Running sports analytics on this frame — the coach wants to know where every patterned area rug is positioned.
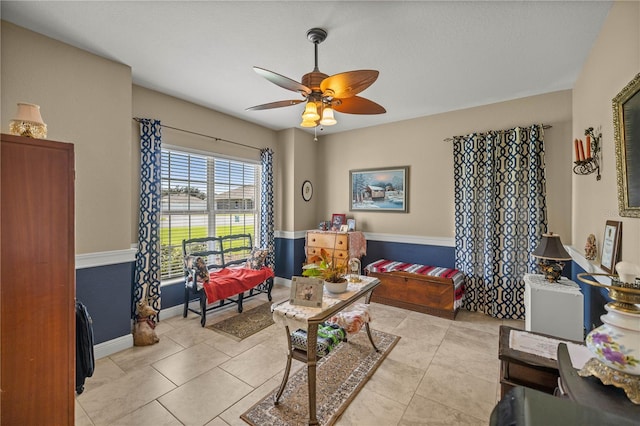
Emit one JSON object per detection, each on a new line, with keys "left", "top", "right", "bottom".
{"left": 206, "top": 302, "right": 274, "bottom": 341}
{"left": 241, "top": 329, "right": 400, "bottom": 425}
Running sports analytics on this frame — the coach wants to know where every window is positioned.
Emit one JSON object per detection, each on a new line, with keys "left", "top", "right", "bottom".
{"left": 160, "top": 148, "right": 260, "bottom": 280}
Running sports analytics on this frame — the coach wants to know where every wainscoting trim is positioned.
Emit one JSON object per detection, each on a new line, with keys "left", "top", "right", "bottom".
{"left": 363, "top": 232, "right": 455, "bottom": 247}
{"left": 76, "top": 247, "right": 137, "bottom": 269}
{"left": 566, "top": 245, "right": 610, "bottom": 285}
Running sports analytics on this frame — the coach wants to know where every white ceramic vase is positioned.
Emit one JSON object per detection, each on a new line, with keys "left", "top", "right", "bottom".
{"left": 324, "top": 279, "right": 348, "bottom": 294}
{"left": 585, "top": 305, "right": 640, "bottom": 375}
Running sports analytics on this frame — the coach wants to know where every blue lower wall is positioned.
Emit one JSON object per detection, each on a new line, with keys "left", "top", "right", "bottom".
{"left": 76, "top": 262, "right": 133, "bottom": 345}
{"left": 85, "top": 239, "right": 603, "bottom": 346}
{"left": 571, "top": 261, "right": 610, "bottom": 333}
{"left": 362, "top": 240, "right": 456, "bottom": 269}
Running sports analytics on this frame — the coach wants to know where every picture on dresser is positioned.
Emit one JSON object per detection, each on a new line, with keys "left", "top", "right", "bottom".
{"left": 350, "top": 166, "right": 409, "bottom": 212}
{"left": 347, "top": 219, "right": 356, "bottom": 231}
{"left": 331, "top": 214, "right": 346, "bottom": 230}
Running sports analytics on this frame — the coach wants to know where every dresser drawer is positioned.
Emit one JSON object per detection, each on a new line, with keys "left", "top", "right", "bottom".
{"left": 306, "top": 247, "right": 349, "bottom": 266}
{"left": 306, "top": 232, "right": 348, "bottom": 250}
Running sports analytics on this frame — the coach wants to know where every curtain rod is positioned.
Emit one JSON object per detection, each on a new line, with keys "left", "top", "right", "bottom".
{"left": 133, "top": 117, "right": 261, "bottom": 152}
{"left": 443, "top": 124, "right": 552, "bottom": 142}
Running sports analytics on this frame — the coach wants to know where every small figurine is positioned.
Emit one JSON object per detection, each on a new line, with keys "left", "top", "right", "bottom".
{"left": 585, "top": 234, "right": 597, "bottom": 260}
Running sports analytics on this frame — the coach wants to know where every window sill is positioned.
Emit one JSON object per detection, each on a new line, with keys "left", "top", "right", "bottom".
{"left": 160, "top": 277, "right": 183, "bottom": 287}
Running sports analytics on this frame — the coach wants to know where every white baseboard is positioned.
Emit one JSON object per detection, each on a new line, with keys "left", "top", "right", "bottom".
{"left": 94, "top": 334, "right": 133, "bottom": 359}
{"left": 160, "top": 304, "right": 186, "bottom": 320}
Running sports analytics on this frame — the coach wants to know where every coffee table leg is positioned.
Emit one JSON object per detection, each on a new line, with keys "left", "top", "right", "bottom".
{"left": 307, "top": 322, "right": 319, "bottom": 426}
{"left": 274, "top": 325, "right": 292, "bottom": 405}
{"left": 364, "top": 291, "right": 379, "bottom": 352}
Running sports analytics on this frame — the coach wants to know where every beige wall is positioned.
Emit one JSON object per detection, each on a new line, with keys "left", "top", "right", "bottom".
{"left": 319, "top": 90, "right": 573, "bottom": 242}
{"left": 131, "top": 86, "right": 280, "bottom": 239}
{"left": 1, "top": 21, "right": 133, "bottom": 255}
{"left": 5, "top": 1, "right": 637, "bottom": 263}
{"left": 572, "top": 1, "right": 640, "bottom": 266}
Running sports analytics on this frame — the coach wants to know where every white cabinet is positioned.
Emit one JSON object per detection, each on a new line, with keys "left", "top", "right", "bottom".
{"left": 524, "top": 274, "right": 584, "bottom": 341}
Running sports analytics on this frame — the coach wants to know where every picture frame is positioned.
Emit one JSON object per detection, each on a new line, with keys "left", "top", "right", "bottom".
{"left": 600, "top": 220, "right": 622, "bottom": 274}
{"left": 339, "top": 224, "right": 349, "bottom": 233}
{"left": 613, "top": 72, "right": 640, "bottom": 218}
{"left": 331, "top": 213, "right": 346, "bottom": 231}
{"left": 346, "top": 218, "right": 356, "bottom": 231}
{"left": 350, "top": 166, "right": 409, "bottom": 212}
{"left": 290, "top": 276, "right": 324, "bottom": 307}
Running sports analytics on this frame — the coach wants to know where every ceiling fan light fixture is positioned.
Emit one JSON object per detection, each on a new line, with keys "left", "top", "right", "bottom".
{"left": 319, "top": 106, "right": 337, "bottom": 126}
{"left": 302, "top": 101, "right": 320, "bottom": 121}
{"left": 300, "top": 117, "right": 318, "bottom": 128}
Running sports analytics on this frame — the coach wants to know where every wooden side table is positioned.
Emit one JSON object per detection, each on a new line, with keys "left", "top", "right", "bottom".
{"left": 499, "top": 326, "right": 561, "bottom": 397}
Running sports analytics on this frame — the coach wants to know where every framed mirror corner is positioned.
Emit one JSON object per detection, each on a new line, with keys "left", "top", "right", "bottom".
{"left": 613, "top": 72, "right": 640, "bottom": 218}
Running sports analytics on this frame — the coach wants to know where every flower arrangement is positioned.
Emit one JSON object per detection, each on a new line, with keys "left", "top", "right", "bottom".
{"left": 302, "top": 248, "right": 346, "bottom": 283}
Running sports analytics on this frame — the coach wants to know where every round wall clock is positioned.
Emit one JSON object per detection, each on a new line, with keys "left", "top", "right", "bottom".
{"left": 302, "top": 180, "right": 313, "bottom": 201}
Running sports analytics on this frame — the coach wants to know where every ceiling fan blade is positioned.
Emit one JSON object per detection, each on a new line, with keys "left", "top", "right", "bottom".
{"left": 333, "top": 96, "right": 386, "bottom": 114}
{"left": 246, "top": 99, "right": 304, "bottom": 111}
{"left": 320, "top": 70, "right": 379, "bottom": 99}
{"left": 253, "top": 67, "right": 311, "bottom": 95}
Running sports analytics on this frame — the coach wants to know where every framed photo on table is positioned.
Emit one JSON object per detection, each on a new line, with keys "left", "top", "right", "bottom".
{"left": 600, "top": 220, "right": 622, "bottom": 273}
{"left": 290, "top": 276, "right": 324, "bottom": 307}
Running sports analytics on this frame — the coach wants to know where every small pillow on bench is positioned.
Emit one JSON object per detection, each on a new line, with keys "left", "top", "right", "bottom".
{"left": 184, "top": 255, "right": 210, "bottom": 290}
{"left": 245, "top": 248, "right": 268, "bottom": 270}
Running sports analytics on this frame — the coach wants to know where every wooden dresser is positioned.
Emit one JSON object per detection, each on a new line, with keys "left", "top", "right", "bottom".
{"left": 305, "top": 231, "right": 366, "bottom": 267}
{"left": 1, "top": 134, "right": 75, "bottom": 424}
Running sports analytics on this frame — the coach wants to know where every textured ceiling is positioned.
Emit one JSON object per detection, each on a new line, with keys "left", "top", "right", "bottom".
{"left": 1, "top": 1, "right": 612, "bottom": 135}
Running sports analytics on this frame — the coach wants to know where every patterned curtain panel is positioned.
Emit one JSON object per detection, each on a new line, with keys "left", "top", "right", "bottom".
{"left": 453, "top": 124, "right": 547, "bottom": 319}
{"left": 133, "top": 119, "right": 162, "bottom": 316}
{"left": 260, "top": 148, "right": 275, "bottom": 268}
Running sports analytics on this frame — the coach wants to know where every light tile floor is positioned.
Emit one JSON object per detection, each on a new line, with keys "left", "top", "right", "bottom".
{"left": 75, "top": 284, "right": 524, "bottom": 425}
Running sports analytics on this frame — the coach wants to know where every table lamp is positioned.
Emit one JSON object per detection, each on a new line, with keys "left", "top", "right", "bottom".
{"left": 532, "top": 232, "right": 572, "bottom": 282}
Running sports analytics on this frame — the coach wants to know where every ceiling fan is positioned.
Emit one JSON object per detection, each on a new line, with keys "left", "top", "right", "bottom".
{"left": 246, "top": 27, "right": 386, "bottom": 128}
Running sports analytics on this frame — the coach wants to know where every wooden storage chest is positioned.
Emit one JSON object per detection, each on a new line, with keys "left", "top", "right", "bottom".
{"left": 365, "top": 259, "right": 464, "bottom": 320}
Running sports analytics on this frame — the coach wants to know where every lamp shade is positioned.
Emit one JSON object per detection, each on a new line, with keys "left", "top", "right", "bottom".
{"left": 13, "top": 102, "right": 45, "bottom": 124}
{"left": 319, "top": 106, "right": 337, "bottom": 126}
{"left": 9, "top": 102, "right": 47, "bottom": 139}
{"left": 532, "top": 233, "right": 571, "bottom": 261}
{"left": 302, "top": 101, "right": 320, "bottom": 121}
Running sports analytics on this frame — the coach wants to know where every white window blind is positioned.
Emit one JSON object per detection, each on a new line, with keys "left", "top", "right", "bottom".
{"left": 160, "top": 148, "right": 260, "bottom": 280}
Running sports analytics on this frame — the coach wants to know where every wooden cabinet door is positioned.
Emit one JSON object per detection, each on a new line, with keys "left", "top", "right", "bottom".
{"left": 1, "top": 134, "right": 75, "bottom": 425}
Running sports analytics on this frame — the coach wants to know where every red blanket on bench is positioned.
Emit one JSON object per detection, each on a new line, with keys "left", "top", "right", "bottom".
{"left": 203, "top": 267, "right": 274, "bottom": 304}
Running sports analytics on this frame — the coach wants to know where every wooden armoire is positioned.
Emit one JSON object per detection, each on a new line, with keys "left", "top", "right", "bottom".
{"left": 1, "top": 133, "right": 75, "bottom": 424}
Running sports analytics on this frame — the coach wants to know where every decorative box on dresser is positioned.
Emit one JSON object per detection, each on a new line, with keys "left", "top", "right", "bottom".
{"left": 305, "top": 230, "right": 367, "bottom": 266}
{"left": 1, "top": 134, "right": 75, "bottom": 425}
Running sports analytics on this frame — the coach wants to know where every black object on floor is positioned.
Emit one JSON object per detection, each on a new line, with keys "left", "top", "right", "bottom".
{"left": 75, "top": 300, "right": 95, "bottom": 394}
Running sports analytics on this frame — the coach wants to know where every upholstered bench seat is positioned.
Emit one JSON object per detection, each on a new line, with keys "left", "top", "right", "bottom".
{"left": 365, "top": 259, "right": 465, "bottom": 319}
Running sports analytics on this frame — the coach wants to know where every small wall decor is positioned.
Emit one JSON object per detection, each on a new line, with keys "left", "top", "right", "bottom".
{"left": 350, "top": 166, "right": 409, "bottom": 212}
{"left": 600, "top": 220, "right": 622, "bottom": 274}
{"left": 573, "top": 127, "right": 601, "bottom": 180}
{"left": 302, "top": 180, "right": 313, "bottom": 201}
